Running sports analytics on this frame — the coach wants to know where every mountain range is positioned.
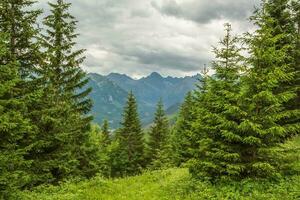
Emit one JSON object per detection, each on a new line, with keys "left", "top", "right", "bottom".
{"left": 87, "top": 72, "right": 201, "bottom": 128}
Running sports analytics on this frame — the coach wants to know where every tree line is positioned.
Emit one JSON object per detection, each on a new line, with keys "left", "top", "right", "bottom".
{"left": 0, "top": 0, "right": 299, "bottom": 198}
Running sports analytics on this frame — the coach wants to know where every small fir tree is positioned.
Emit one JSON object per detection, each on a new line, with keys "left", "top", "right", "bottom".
{"left": 146, "top": 99, "right": 170, "bottom": 169}
{"left": 173, "top": 91, "right": 197, "bottom": 166}
{"left": 101, "top": 119, "right": 111, "bottom": 146}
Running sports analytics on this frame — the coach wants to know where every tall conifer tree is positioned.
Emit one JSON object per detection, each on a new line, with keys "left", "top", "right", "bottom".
{"left": 190, "top": 24, "right": 245, "bottom": 179}
{"left": 115, "top": 92, "right": 144, "bottom": 176}
{"left": 41, "top": 0, "right": 92, "bottom": 131}
{"left": 27, "top": 0, "right": 94, "bottom": 183}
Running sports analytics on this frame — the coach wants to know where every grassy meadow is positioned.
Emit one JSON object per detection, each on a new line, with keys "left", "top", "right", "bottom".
{"left": 15, "top": 137, "right": 300, "bottom": 200}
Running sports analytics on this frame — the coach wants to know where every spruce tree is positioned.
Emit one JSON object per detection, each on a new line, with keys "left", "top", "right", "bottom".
{"left": 190, "top": 24, "right": 245, "bottom": 179}
{"left": 41, "top": 0, "right": 92, "bottom": 130}
{"left": 98, "top": 121, "right": 112, "bottom": 176}
{"left": 0, "top": 32, "right": 33, "bottom": 198}
{"left": 27, "top": 0, "right": 94, "bottom": 183}
{"left": 235, "top": 0, "right": 299, "bottom": 177}
{"left": 173, "top": 91, "right": 197, "bottom": 166}
{"left": 115, "top": 92, "right": 144, "bottom": 176}
{"left": 146, "top": 99, "right": 170, "bottom": 169}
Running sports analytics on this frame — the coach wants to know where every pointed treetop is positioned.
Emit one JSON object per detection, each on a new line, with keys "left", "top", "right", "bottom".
{"left": 101, "top": 119, "right": 110, "bottom": 145}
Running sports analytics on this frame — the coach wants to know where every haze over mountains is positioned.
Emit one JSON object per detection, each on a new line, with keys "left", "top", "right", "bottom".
{"left": 88, "top": 72, "right": 201, "bottom": 128}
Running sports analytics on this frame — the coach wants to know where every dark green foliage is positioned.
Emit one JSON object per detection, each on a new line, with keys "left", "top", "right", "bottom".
{"left": 0, "top": 1, "right": 42, "bottom": 135}
{"left": 112, "top": 92, "right": 144, "bottom": 176}
{"left": 173, "top": 92, "right": 197, "bottom": 166}
{"left": 0, "top": 0, "right": 43, "bottom": 192}
{"left": 41, "top": 0, "right": 92, "bottom": 128}
{"left": 0, "top": 33, "right": 33, "bottom": 198}
{"left": 28, "top": 92, "right": 81, "bottom": 184}
{"left": 289, "top": 0, "right": 300, "bottom": 122}
{"left": 292, "top": 0, "right": 300, "bottom": 68}
{"left": 26, "top": 0, "right": 95, "bottom": 184}
{"left": 0, "top": 0, "right": 42, "bottom": 78}
{"left": 146, "top": 99, "right": 171, "bottom": 169}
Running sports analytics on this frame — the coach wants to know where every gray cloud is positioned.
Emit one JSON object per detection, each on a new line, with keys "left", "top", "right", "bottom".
{"left": 151, "top": 0, "right": 261, "bottom": 24}
{"left": 35, "top": 0, "right": 259, "bottom": 78}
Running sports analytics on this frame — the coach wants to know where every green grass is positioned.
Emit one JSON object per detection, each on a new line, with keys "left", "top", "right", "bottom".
{"left": 16, "top": 168, "right": 300, "bottom": 200}
{"left": 16, "top": 136, "right": 300, "bottom": 200}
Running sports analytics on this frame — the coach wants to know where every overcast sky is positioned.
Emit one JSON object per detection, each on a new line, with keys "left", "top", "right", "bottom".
{"left": 36, "top": 0, "right": 260, "bottom": 78}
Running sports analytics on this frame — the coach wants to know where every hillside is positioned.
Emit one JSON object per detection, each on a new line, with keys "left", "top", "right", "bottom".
{"left": 88, "top": 73, "right": 128, "bottom": 127}
{"left": 107, "top": 72, "right": 200, "bottom": 109}
{"left": 87, "top": 72, "right": 200, "bottom": 128}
